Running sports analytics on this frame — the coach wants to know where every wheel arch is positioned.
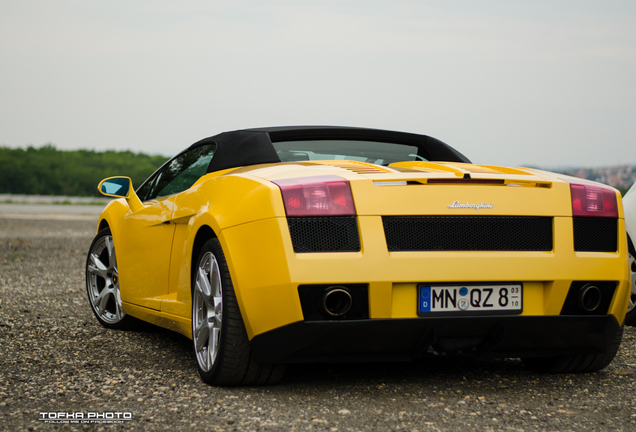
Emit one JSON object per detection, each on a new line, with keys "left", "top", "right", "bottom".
{"left": 98, "top": 218, "right": 110, "bottom": 232}
{"left": 95, "top": 198, "right": 129, "bottom": 238}
{"left": 191, "top": 224, "right": 218, "bottom": 288}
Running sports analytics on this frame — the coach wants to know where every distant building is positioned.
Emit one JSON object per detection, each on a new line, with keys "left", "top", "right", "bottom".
{"left": 560, "top": 165, "right": 636, "bottom": 194}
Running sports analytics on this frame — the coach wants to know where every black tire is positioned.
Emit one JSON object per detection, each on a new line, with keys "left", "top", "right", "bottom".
{"left": 624, "top": 237, "right": 636, "bottom": 326}
{"left": 191, "top": 238, "right": 285, "bottom": 386}
{"left": 522, "top": 325, "right": 624, "bottom": 373}
{"left": 86, "top": 227, "right": 138, "bottom": 330}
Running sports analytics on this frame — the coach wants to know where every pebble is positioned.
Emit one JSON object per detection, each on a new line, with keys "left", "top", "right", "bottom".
{"left": 1, "top": 217, "right": 636, "bottom": 431}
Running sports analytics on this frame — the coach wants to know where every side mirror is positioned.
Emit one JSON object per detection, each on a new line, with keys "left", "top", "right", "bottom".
{"left": 99, "top": 177, "right": 131, "bottom": 197}
{"left": 98, "top": 176, "right": 143, "bottom": 212}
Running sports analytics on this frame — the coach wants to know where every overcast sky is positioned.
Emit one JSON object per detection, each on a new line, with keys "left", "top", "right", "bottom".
{"left": 1, "top": 0, "right": 635, "bottom": 168}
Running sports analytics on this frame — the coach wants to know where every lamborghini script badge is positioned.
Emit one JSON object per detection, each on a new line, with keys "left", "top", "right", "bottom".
{"left": 448, "top": 201, "right": 494, "bottom": 210}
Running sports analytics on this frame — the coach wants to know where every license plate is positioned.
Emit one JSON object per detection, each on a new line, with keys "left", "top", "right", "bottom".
{"left": 418, "top": 284, "right": 522, "bottom": 316}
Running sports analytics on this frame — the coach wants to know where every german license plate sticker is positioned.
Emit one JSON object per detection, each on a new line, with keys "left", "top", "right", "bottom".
{"left": 418, "top": 284, "right": 522, "bottom": 315}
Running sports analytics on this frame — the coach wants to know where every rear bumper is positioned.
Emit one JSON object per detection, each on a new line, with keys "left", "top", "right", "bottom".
{"left": 221, "top": 217, "right": 630, "bottom": 340}
{"left": 250, "top": 315, "right": 621, "bottom": 364}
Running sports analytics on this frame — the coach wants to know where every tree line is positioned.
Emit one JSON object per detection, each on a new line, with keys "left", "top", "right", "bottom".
{"left": 2, "top": 144, "right": 633, "bottom": 197}
{"left": 0, "top": 145, "right": 169, "bottom": 197}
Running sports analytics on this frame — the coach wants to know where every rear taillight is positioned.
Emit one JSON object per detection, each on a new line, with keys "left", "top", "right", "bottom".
{"left": 274, "top": 176, "right": 356, "bottom": 217}
{"left": 570, "top": 183, "right": 618, "bottom": 218}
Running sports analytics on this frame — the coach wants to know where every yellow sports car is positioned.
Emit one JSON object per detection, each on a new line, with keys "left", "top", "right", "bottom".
{"left": 86, "top": 126, "right": 630, "bottom": 386}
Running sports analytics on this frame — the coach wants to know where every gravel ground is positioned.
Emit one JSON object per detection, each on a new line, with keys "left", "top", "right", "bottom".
{"left": 1, "top": 216, "right": 636, "bottom": 431}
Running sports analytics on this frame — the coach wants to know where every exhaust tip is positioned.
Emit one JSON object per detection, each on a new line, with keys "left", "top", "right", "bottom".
{"left": 578, "top": 284, "right": 602, "bottom": 312}
{"left": 321, "top": 287, "right": 353, "bottom": 317}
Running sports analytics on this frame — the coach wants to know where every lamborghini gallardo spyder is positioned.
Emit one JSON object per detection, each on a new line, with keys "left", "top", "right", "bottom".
{"left": 86, "top": 126, "right": 630, "bottom": 385}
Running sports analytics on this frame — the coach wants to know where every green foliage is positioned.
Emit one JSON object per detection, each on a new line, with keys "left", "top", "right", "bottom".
{"left": 0, "top": 144, "right": 169, "bottom": 197}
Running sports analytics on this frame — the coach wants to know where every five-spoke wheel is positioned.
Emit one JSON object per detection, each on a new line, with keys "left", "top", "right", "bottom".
{"left": 86, "top": 228, "right": 133, "bottom": 329}
{"left": 192, "top": 249, "right": 223, "bottom": 372}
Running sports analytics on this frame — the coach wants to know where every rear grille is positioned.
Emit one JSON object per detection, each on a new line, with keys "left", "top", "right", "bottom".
{"left": 382, "top": 216, "right": 553, "bottom": 252}
{"left": 573, "top": 218, "right": 617, "bottom": 252}
{"left": 288, "top": 217, "right": 360, "bottom": 253}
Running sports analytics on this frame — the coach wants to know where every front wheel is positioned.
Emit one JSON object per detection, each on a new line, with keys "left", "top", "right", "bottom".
{"left": 86, "top": 227, "right": 137, "bottom": 329}
{"left": 191, "top": 238, "right": 285, "bottom": 386}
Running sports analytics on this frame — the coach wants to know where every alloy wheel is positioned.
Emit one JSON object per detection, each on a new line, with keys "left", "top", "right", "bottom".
{"left": 86, "top": 234, "right": 125, "bottom": 325}
{"left": 192, "top": 251, "right": 223, "bottom": 372}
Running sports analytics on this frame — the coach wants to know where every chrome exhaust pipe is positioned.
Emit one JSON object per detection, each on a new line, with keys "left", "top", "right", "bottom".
{"left": 321, "top": 287, "right": 353, "bottom": 317}
{"left": 578, "top": 284, "right": 602, "bottom": 312}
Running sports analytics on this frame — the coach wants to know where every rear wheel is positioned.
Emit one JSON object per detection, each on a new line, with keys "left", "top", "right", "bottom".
{"left": 192, "top": 238, "right": 285, "bottom": 386}
{"left": 522, "top": 325, "right": 624, "bottom": 373}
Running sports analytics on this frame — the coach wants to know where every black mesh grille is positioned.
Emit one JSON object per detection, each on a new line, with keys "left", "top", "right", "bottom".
{"left": 573, "top": 218, "right": 618, "bottom": 252}
{"left": 298, "top": 284, "right": 369, "bottom": 321}
{"left": 382, "top": 216, "right": 553, "bottom": 252}
{"left": 288, "top": 217, "right": 360, "bottom": 253}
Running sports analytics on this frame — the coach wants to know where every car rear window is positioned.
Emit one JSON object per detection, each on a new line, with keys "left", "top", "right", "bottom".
{"left": 272, "top": 140, "right": 425, "bottom": 165}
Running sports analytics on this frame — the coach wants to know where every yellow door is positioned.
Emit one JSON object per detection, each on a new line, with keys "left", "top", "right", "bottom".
{"left": 118, "top": 196, "right": 176, "bottom": 310}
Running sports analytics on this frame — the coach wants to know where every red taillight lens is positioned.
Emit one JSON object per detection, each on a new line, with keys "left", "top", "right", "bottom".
{"left": 570, "top": 183, "right": 618, "bottom": 218}
{"left": 274, "top": 176, "right": 356, "bottom": 217}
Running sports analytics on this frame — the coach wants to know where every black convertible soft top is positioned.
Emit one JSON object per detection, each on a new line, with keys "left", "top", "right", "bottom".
{"left": 186, "top": 126, "right": 471, "bottom": 173}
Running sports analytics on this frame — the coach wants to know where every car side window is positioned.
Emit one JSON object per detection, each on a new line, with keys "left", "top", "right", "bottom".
{"left": 143, "top": 144, "right": 216, "bottom": 201}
